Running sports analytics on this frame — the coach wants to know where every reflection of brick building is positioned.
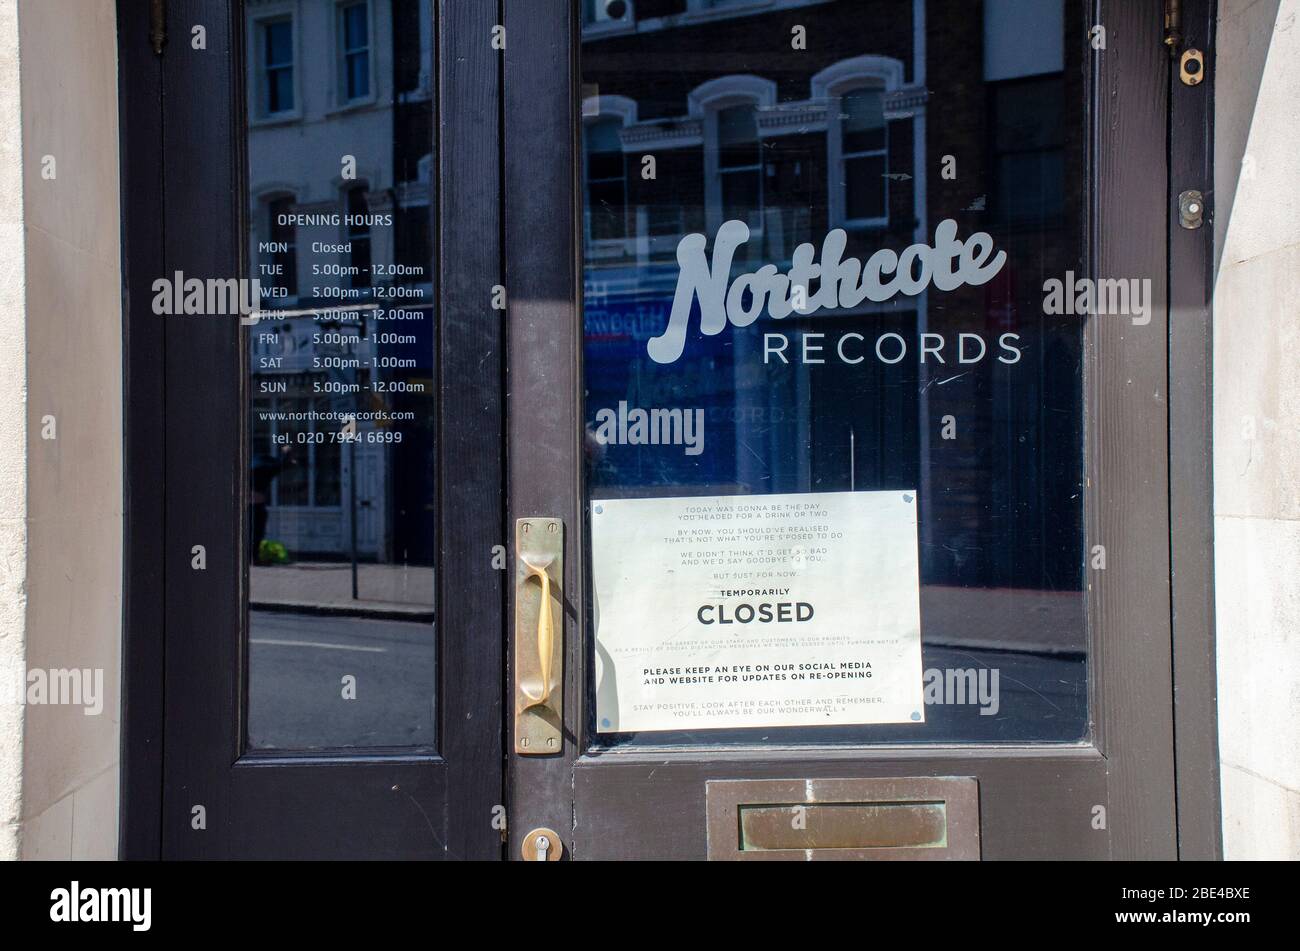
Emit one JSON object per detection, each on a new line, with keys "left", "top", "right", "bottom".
{"left": 584, "top": 0, "right": 921, "bottom": 265}
{"left": 582, "top": 0, "right": 1085, "bottom": 595}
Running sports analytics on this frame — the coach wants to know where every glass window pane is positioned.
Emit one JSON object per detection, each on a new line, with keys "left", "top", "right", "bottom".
{"left": 845, "top": 154, "right": 885, "bottom": 220}
{"left": 991, "top": 76, "right": 1066, "bottom": 225}
{"left": 993, "top": 78, "right": 1064, "bottom": 151}
{"left": 347, "top": 51, "right": 370, "bottom": 99}
{"left": 343, "top": 4, "right": 368, "bottom": 50}
{"left": 717, "top": 104, "right": 758, "bottom": 147}
{"left": 268, "top": 66, "right": 293, "bottom": 114}
{"left": 720, "top": 169, "right": 761, "bottom": 226}
{"left": 588, "top": 151, "right": 623, "bottom": 181}
{"left": 244, "top": 4, "right": 436, "bottom": 751}
{"left": 842, "top": 85, "right": 885, "bottom": 153}
{"left": 580, "top": 0, "right": 1086, "bottom": 748}
{"left": 587, "top": 117, "right": 623, "bottom": 152}
{"left": 590, "top": 181, "right": 626, "bottom": 239}
{"left": 265, "top": 20, "right": 292, "bottom": 66}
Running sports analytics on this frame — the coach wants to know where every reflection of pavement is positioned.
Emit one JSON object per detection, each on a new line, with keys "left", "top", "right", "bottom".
{"left": 244, "top": 621, "right": 1085, "bottom": 750}
{"left": 922, "top": 585, "right": 1086, "bottom": 655}
{"left": 247, "top": 610, "right": 436, "bottom": 750}
{"left": 250, "top": 562, "right": 434, "bottom": 620}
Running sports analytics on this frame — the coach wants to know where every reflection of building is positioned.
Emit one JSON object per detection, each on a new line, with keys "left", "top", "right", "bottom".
{"left": 245, "top": 0, "right": 434, "bottom": 562}
{"left": 581, "top": 0, "right": 1083, "bottom": 595}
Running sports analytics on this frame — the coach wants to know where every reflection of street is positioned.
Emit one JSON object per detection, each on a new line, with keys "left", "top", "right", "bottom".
{"left": 247, "top": 611, "right": 435, "bottom": 750}
{"left": 250, "top": 562, "right": 434, "bottom": 618}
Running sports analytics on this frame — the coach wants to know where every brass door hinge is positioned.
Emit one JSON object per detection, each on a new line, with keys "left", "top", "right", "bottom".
{"left": 1166, "top": 0, "right": 1206, "bottom": 85}
{"left": 1164, "top": 0, "right": 1182, "bottom": 55}
{"left": 150, "top": 0, "right": 166, "bottom": 55}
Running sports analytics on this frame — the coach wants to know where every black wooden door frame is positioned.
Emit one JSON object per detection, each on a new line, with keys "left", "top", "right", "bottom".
{"left": 1167, "top": 0, "right": 1221, "bottom": 861}
{"left": 500, "top": 0, "right": 1222, "bottom": 859}
{"left": 118, "top": 0, "right": 506, "bottom": 859}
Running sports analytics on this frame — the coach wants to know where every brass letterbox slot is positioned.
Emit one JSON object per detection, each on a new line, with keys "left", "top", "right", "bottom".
{"left": 739, "top": 802, "right": 949, "bottom": 851}
{"left": 707, "top": 777, "right": 980, "bottom": 860}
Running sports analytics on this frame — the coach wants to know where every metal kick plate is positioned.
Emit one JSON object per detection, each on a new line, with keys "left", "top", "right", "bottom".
{"left": 706, "top": 777, "right": 980, "bottom": 860}
{"left": 514, "top": 518, "right": 563, "bottom": 755}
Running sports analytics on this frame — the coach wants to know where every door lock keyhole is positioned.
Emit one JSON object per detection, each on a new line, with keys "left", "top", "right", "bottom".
{"left": 522, "top": 827, "right": 563, "bottom": 861}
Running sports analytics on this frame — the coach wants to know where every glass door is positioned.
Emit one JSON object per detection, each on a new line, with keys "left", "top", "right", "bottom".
{"left": 137, "top": 0, "right": 505, "bottom": 859}
{"left": 505, "top": 0, "right": 1177, "bottom": 859}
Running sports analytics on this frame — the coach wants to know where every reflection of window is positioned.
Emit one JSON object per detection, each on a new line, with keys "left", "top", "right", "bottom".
{"left": 839, "top": 84, "right": 887, "bottom": 226}
{"left": 716, "top": 104, "right": 762, "bottom": 229}
{"left": 262, "top": 395, "right": 341, "bottom": 508}
{"left": 263, "top": 19, "right": 294, "bottom": 114}
{"left": 693, "top": 75, "right": 775, "bottom": 234}
{"left": 346, "top": 188, "right": 372, "bottom": 288}
{"left": 990, "top": 76, "right": 1065, "bottom": 227}
{"left": 265, "top": 196, "right": 298, "bottom": 297}
{"left": 813, "top": 56, "right": 903, "bottom": 230}
{"left": 585, "top": 118, "right": 627, "bottom": 241}
{"left": 338, "top": 2, "right": 370, "bottom": 102}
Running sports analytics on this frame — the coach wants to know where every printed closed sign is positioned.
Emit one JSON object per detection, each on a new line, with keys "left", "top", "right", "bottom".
{"left": 591, "top": 490, "right": 925, "bottom": 733}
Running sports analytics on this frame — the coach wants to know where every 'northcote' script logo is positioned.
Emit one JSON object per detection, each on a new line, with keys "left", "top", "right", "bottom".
{"left": 648, "top": 219, "right": 1007, "bottom": 365}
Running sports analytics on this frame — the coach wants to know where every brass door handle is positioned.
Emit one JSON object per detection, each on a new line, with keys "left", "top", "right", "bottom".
{"left": 520, "top": 557, "right": 554, "bottom": 707}
{"left": 515, "top": 518, "right": 562, "bottom": 754}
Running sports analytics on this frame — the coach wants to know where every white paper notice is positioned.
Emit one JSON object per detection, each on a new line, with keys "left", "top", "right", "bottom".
{"left": 591, "top": 490, "right": 924, "bottom": 733}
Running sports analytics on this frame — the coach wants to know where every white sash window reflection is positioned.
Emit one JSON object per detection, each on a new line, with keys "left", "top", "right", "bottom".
{"left": 715, "top": 104, "right": 763, "bottom": 234}
{"left": 585, "top": 117, "right": 629, "bottom": 244}
{"left": 261, "top": 18, "right": 295, "bottom": 117}
{"left": 839, "top": 83, "right": 888, "bottom": 227}
{"left": 337, "top": 1, "right": 372, "bottom": 104}
{"left": 813, "top": 55, "right": 904, "bottom": 231}
{"left": 694, "top": 75, "right": 776, "bottom": 244}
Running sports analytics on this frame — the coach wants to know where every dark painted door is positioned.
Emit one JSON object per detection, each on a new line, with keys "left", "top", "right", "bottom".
{"left": 128, "top": 0, "right": 504, "bottom": 859}
{"left": 504, "top": 0, "right": 1181, "bottom": 859}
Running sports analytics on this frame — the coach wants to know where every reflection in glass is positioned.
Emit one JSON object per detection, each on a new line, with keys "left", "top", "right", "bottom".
{"left": 586, "top": 118, "right": 628, "bottom": 241}
{"left": 263, "top": 19, "right": 294, "bottom": 115}
{"left": 842, "top": 84, "right": 887, "bottom": 224}
{"left": 243, "top": 0, "right": 436, "bottom": 751}
{"left": 717, "top": 105, "right": 761, "bottom": 229}
{"left": 339, "top": 2, "right": 371, "bottom": 102}
{"left": 582, "top": 0, "right": 1087, "bottom": 745}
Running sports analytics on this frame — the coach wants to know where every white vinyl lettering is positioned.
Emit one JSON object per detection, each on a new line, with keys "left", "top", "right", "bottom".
{"left": 648, "top": 219, "right": 1007, "bottom": 364}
